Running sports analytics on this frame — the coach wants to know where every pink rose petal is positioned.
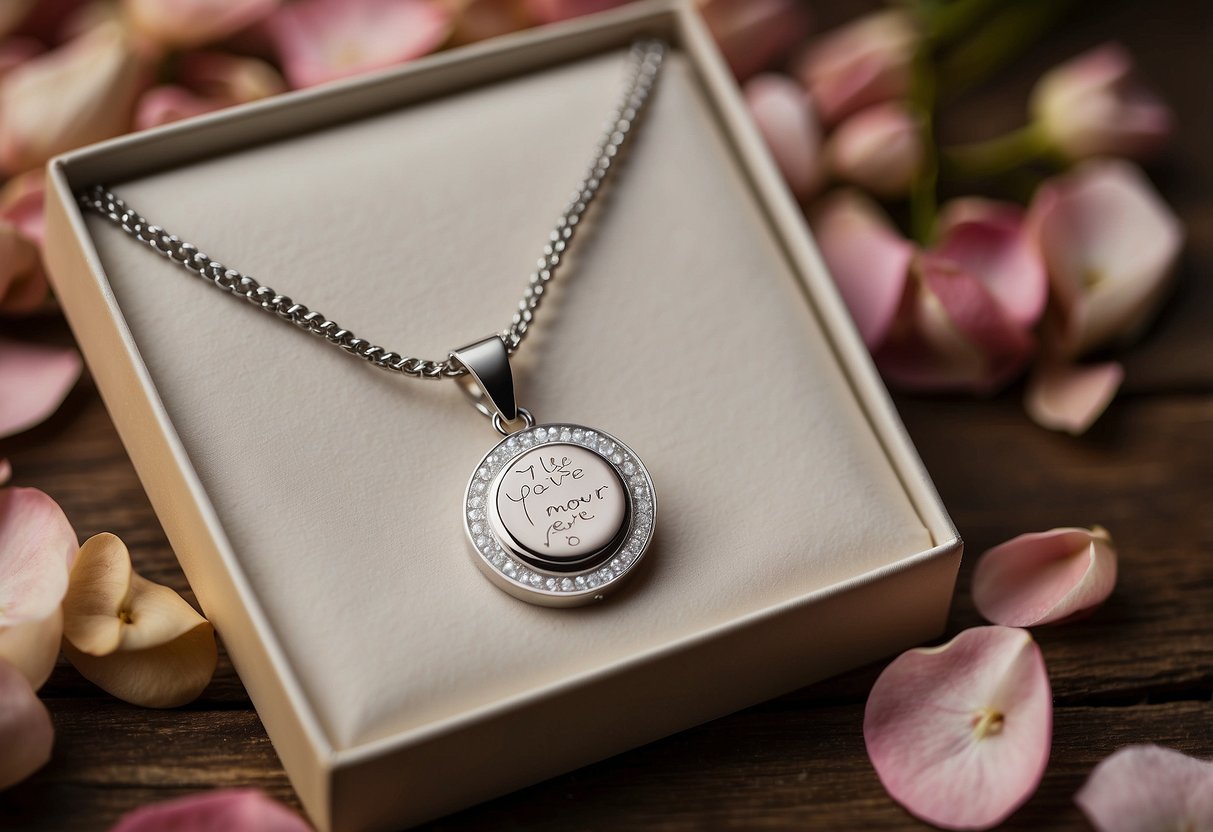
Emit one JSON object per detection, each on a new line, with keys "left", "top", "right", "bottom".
{"left": 743, "top": 73, "right": 823, "bottom": 200}
{"left": 865, "top": 626, "right": 1052, "bottom": 830}
{"left": 110, "top": 788, "right": 312, "bottom": 832}
{"left": 1075, "top": 744, "right": 1213, "bottom": 832}
{"left": 0, "top": 657, "right": 53, "bottom": 790}
{"left": 264, "top": 0, "right": 451, "bottom": 89}
{"left": 0, "top": 339, "right": 82, "bottom": 438}
{"left": 1027, "top": 160, "right": 1183, "bottom": 358}
{"left": 973, "top": 527, "right": 1117, "bottom": 627}
{"left": 937, "top": 198, "right": 1049, "bottom": 328}
{"left": 0, "top": 487, "right": 78, "bottom": 626}
{"left": 1025, "top": 360, "right": 1124, "bottom": 435}
{"left": 0, "top": 459, "right": 10, "bottom": 484}
{"left": 811, "top": 189, "right": 913, "bottom": 349}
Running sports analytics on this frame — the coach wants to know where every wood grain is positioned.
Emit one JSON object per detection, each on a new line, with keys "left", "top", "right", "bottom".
{"left": 1, "top": 0, "right": 1211, "bottom": 829}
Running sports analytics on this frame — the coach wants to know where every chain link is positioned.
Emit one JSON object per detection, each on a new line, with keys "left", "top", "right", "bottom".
{"left": 77, "top": 39, "right": 666, "bottom": 380}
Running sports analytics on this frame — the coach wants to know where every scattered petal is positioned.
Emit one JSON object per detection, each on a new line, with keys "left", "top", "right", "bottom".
{"left": 1075, "top": 744, "right": 1213, "bottom": 832}
{"left": 110, "top": 788, "right": 312, "bottom": 832}
{"left": 62, "top": 533, "right": 216, "bottom": 708}
{"left": 0, "top": 657, "right": 53, "bottom": 790}
{"left": 973, "top": 527, "right": 1117, "bottom": 627}
{"left": 124, "top": 0, "right": 281, "bottom": 50}
{"left": 1025, "top": 360, "right": 1123, "bottom": 435}
{"left": 937, "top": 198, "right": 1048, "bottom": 328}
{"left": 0, "top": 340, "right": 82, "bottom": 438}
{"left": 265, "top": 0, "right": 451, "bottom": 89}
{"left": 699, "top": 0, "right": 811, "bottom": 81}
{"left": 827, "top": 101, "right": 922, "bottom": 198}
{"left": 0, "top": 487, "right": 78, "bottom": 626}
{"left": 865, "top": 626, "right": 1052, "bottom": 830}
{"left": 1031, "top": 43, "right": 1172, "bottom": 161}
{"left": 0, "top": 608, "right": 62, "bottom": 689}
{"left": 1027, "top": 159, "right": 1183, "bottom": 358}
{"left": 811, "top": 190, "right": 913, "bottom": 349}
{"left": 743, "top": 73, "right": 823, "bottom": 200}
{"left": 796, "top": 10, "right": 916, "bottom": 125}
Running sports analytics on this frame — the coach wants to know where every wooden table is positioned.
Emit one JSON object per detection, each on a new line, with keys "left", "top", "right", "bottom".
{"left": 2, "top": 1, "right": 1210, "bottom": 828}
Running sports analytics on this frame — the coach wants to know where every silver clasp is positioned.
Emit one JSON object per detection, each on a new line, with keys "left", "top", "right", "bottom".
{"left": 449, "top": 336, "right": 534, "bottom": 435}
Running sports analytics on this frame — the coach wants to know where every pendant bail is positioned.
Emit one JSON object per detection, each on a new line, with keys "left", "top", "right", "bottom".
{"left": 449, "top": 335, "right": 519, "bottom": 424}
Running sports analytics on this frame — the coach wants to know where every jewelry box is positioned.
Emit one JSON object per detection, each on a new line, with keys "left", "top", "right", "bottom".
{"left": 43, "top": 3, "right": 962, "bottom": 830}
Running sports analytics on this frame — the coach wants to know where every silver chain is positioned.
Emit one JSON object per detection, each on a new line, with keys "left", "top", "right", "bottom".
{"left": 79, "top": 39, "right": 666, "bottom": 380}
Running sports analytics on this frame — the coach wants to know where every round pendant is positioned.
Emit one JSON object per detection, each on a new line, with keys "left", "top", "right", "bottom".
{"left": 463, "top": 423, "right": 656, "bottom": 607}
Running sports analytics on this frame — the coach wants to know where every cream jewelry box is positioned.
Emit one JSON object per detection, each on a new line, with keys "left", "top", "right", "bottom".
{"left": 43, "top": 3, "right": 962, "bottom": 830}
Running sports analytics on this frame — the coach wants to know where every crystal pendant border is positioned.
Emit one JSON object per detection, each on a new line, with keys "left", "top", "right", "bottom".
{"left": 463, "top": 423, "right": 656, "bottom": 607}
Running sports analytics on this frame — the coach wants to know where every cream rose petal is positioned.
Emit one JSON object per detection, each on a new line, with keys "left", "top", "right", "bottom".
{"left": 0, "top": 487, "right": 78, "bottom": 626}
{"left": 0, "top": 21, "right": 146, "bottom": 175}
{"left": 1076, "top": 744, "right": 1213, "bottom": 831}
{"left": 973, "top": 527, "right": 1117, "bottom": 627}
{"left": 1025, "top": 361, "right": 1124, "bottom": 436}
{"left": 62, "top": 533, "right": 216, "bottom": 708}
{"left": 0, "top": 607, "right": 62, "bottom": 690}
{"left": 864, "top": 626, "right": 1052, "bottom": 830}
{"left": 0, "top": 657, "right": 53, "bottom": 790}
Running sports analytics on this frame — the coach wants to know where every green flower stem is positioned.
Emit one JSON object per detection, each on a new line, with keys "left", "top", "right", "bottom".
{"left": 907, "top": 2, "right": 941, "bottom": 245}
{"left": 942, "top": 123, "right": 1052, "bottom": 178}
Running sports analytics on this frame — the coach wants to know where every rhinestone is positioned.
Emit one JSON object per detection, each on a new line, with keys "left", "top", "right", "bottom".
{"left": 560, "top": 578, "right": 575, "bottom": 591}
{"left": 623, "top": 462, "right": 636, "bottom": 475}
{"left": 545, "top": 578, "right": 558, "bottom": 590}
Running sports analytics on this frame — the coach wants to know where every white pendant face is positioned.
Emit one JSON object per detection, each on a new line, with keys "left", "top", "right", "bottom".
{"left": 464, "top": 424, "right": 656, "bottom": 607}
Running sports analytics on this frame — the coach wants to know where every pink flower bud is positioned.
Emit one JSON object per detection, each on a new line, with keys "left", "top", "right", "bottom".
{"left": 796, "top": 10, "right": 916, "bottom": 125}
{"left": 1030, "top": 43, "right": 1172, "bottom": 160}
{"left": 743, "top": 73, "right": 823, "bottom": 201}
{"left": 123, "top": 0, "right": 281, "bottom": 50}
{"left": 699, "top": 0, "right": 811, "bottom": 81}
{"left": 826, "top": 101, "right": 922, "bottom": 198}
{"left": 0, "top": 22, "right": 147, "bottom": 175}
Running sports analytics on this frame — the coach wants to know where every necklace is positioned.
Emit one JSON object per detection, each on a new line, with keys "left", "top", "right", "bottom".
{"left": 79, "top": 39, "right": 666, "bottom": 608}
